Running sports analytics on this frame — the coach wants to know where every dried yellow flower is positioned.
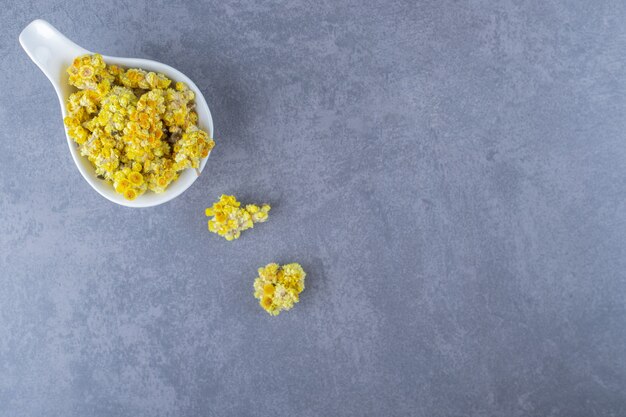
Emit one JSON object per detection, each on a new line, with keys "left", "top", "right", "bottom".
{"left": 205, "top": 195, "right": 270, "bottom": 240}
{"left": 253, "top": 263, "right": 306, "bottom": 315}
{"left": 64, "top": 54, "right": 215, "bottom": 200}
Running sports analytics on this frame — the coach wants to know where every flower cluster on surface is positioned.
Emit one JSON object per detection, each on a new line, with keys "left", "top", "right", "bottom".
{"left": 253, "top": 263, "right": 306, "bottom": 315}
{"left": 205, "top": 195, "right": 270, "bottom": 240}
{"left": 64, "top": 54, "right": 215, "bottom": 200}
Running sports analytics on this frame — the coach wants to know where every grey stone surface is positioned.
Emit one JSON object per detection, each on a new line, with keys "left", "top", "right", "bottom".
{"left": 1, "top": 0, "right": 626, "bottom": 416}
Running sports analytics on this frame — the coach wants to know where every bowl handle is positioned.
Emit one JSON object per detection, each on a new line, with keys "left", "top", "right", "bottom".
{"left": 19, "top": 20, "right": 89, "bottom": 92}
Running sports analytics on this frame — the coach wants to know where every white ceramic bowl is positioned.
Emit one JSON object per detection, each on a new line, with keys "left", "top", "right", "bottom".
{"left": 19, "top": 19, "right": 214, "bottom": 207}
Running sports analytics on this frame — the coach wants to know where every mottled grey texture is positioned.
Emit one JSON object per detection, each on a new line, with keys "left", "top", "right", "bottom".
{"left": 1, "top": 1, "right": 626, "bottom": 416}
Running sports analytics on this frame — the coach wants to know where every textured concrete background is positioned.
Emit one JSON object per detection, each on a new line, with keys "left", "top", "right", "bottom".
{"left": 1, "top": 1, "right": 626, "bottom": 416}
